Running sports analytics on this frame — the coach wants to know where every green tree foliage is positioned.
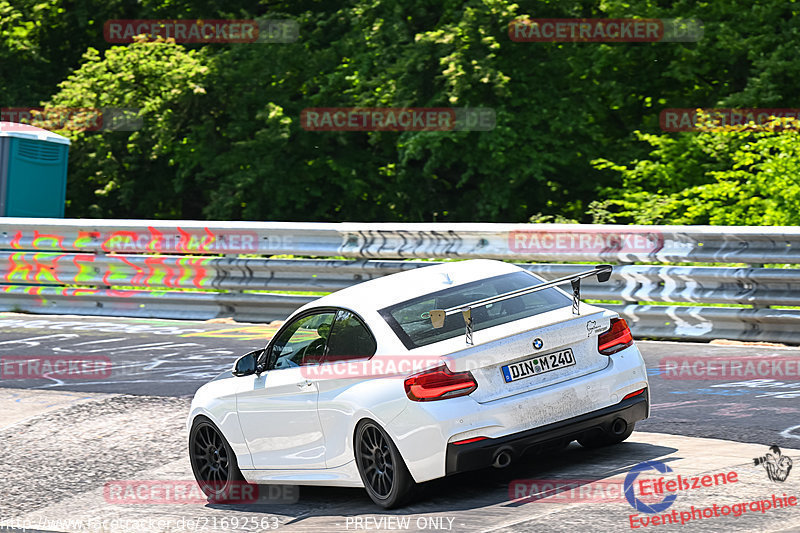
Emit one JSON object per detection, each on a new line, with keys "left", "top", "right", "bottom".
{"left": 590, "top": 120, "right": 800, "bottom": 225}
{"left": 587, "top": 0, "right": 800, "bottom": 225}
{"left": 49, "top": 38, "right": 209, "bottom": 217}
{"left": 7, "top": 0, "right": 800, "bottom": 223}
{"left": 0, "top": 1, "right": 47, "bottom": 104}
{"left": 1, "top": 0, "right": 131, "bottom": 106}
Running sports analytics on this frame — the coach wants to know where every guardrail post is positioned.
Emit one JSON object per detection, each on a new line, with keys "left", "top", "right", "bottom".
{"left": 748, "top": 263, "right": 770, "bottom": 309}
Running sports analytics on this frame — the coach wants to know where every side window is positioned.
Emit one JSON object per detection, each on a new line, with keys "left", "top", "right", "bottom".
{"left": 325, "top": 310, "right": 377, "bottom": 363}
{"left": 268, "top": 312, "right": 335, "bottom": 369}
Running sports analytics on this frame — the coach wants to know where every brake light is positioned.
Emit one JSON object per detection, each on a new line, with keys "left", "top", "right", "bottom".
{"left": 404, "top": 365, "right": 477, "bottom": 402}
{"left": 598, "top": 318, "right": 634, "bottom": 355}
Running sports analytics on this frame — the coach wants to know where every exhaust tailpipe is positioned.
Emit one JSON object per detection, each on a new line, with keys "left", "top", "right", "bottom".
{"left": 492, "top": 448, "right": 513, "bottom": 469}
{"left": 611, "top": 418, "right": 628, "bottom": 436}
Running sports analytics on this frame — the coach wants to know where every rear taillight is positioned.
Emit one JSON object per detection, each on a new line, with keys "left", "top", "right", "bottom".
{"left": 598, "top": 318, "right": 634, "bottom": 355}
{"left": 404, "top": 365, "right": 477, "bottom": 402}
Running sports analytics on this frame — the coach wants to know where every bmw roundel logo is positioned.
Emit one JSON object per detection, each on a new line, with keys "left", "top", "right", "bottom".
{"left": 532, "top": 338, "right": 543, "bottom": 350}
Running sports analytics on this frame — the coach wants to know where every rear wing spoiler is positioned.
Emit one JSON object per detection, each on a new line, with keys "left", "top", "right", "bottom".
{"left": 429, "top": 264, "right": 613, "bottom": 345}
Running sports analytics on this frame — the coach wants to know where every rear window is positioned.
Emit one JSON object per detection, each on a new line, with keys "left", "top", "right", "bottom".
{"left": 378, "top": 271, "right": 571, "bottom": 349}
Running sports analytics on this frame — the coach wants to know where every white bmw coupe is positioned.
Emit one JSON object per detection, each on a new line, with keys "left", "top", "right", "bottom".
{"left": 188, "top": 259, "right": 649, "bottom": 508}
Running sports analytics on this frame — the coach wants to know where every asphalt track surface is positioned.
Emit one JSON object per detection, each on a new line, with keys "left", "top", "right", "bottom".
{"left": 0, "top": 313, "right": 797, "bottom": 448}
{"left": 1, "top": 313, "right": 799, "bottom": 533}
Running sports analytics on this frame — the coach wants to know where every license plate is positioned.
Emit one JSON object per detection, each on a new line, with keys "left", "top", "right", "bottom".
{"left": 501, "top": 348, "right": 576, "bottom": 383}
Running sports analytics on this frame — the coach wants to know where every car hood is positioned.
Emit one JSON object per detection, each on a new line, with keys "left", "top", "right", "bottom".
{"left": 208, "top": 369, "right": 234, "bottom": 384}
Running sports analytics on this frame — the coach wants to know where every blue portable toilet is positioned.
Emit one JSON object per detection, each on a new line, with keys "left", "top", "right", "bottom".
{"left": 0, "top": 122, "right": 70, "bottom": 217}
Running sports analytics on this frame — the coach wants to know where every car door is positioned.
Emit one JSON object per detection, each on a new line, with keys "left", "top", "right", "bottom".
{"left": 315, "top": 309, "right": 379, "bottom": 468}
{"left": 235, "top": 310, "right": 335, "bottom": 470}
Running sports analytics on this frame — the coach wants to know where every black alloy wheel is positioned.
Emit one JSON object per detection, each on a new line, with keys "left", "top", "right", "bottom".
{"left": 355, "top": 420, "right": 415, "bottom": 508}
{"left": 189, "top": 418, "right": 245, "bottom": 502}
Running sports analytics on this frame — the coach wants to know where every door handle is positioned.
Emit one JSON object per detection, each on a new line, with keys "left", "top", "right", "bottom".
{"left": 296, "top": 380, "right": 312, "bottom": 388}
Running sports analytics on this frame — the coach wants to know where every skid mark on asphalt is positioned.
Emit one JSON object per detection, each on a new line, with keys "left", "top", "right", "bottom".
{"left": 0, "top": 388, "right": 115, "bottom": 430}
{"left": 1, "top": 340, "right": 237, "bottom": 390}
{"left": 0, "top": 317, "right": 206, "bottom": 336}
{"left": 0, "top": 315, "right": 276, "bottom": 395}
{"left": 181, "top": 325, "right": 281, "bottom": 341}
{"left": 0, "top": 393, "right": 192, "bottom": 516}
{"left": 0, "top": 335, "right": 252, "bottom": 395}
{"left": 782, "top": 425, "right": 800, "bottom": 440}
{"left": 649, "top": 399, "right": 706, "bottom": 411}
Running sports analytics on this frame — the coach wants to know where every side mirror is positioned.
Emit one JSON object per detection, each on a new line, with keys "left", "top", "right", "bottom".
{"left": 232, "top": 349, "right": 263, "bottom": 377}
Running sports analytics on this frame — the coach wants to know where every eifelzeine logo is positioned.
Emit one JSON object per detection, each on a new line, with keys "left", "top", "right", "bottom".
{"left": 753, "top": 445, "right": 793, "bottom": 482}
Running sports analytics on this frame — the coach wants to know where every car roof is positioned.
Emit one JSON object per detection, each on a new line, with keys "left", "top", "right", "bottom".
{"left": 296, "top": 259, "right": 527, "bottom": 316}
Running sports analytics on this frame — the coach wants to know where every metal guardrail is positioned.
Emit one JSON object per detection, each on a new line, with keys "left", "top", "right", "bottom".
{"left": 2, "top": 218, "right": 800, "bottom": 342}
{"left": 3, "top": 217, "right": 800, "bottom": 263}
{"left": 603, "top": 305, "right": 800, "bottom": 345}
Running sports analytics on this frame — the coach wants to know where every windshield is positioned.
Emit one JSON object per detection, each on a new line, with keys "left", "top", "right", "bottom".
{"left": 379, "top": 271, "right": 571, "bottom": 349}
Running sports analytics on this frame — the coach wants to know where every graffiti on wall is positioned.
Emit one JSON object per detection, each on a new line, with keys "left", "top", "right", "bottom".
{"left": 3, "top": 226, "right": 293, "bottom": 254}
{"left": 2, "top": 252, "right": 215, "bottom": 290}
{"left": 0, "top": 226, "right": 286, "bottom": 293}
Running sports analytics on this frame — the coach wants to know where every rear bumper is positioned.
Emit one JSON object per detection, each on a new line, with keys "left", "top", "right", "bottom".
{"left": 445, "top": 391, "right": 648, "bottom": 475}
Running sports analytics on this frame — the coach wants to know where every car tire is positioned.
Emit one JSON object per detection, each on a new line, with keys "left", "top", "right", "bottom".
{"left": 189, "top": 417, "right": 247, "bottom": 503}
{"left": 578, "top": 421, "right": 635, "bottom": 449}
{"left": 354, "top": 420, "right": 416, "bottom": 509}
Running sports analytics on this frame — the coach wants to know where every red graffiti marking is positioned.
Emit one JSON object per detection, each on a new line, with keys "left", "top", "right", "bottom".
{"left": 5, "top": 252, "right": 65, "bottom": 284}
{"left": 32, "top": 231, "right": 66, "bottom": 251}
{"left": 187, "top": 258, "right": 208, "bottom": 289}
{"left": 9, "top": 232, "right": 23, "bottom": 250}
